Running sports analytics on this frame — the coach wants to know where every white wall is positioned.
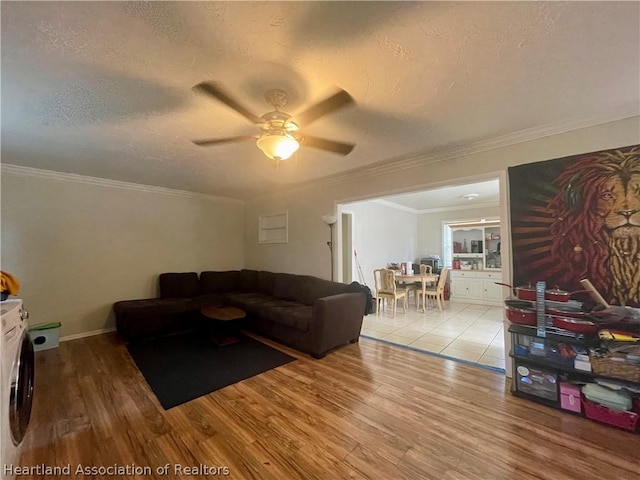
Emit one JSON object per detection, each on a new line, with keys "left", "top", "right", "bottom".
{"left": 417, "top": 205, "right": 501, "bottom": 260}
{"left": 243, "top": 190, "right": 335, "bottom": 275}
{"left": 343, "top": 200, "right": 418, "bottom": 288}
{"left": 1, "top": 169, "right": 244, "bottom": 338}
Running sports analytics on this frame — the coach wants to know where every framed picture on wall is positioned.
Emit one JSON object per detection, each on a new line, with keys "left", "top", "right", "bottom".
{"left": 508, "top": 144, "right": 640, "bottom": 307}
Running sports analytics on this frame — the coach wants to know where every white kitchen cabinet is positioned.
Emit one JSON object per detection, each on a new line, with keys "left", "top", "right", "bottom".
{"left": 482, "top": 279, "right": 504, "bottom": 303}
{"left": 451, "top": 222, "right": 502, "bottom": 271}
{"left": 452, "top": 277, "right": 472, "bottom": 300}
{"left": 448, "top": 221, "right": 503, "bottom": 306}
{"left": 450, "top": 270, "right": 503, "bottom": 306}
{"left": 470, "top": 280, "right": 484, "bottom": 300}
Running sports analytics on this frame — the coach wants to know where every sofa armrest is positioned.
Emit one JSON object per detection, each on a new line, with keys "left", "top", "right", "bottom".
{"left": 309, "top": 292, "right": 367, "bottom": 357}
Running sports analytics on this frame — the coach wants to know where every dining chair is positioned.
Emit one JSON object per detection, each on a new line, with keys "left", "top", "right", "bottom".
{"left": 420, "top": 264, "right": 437, "bottom": 290}
{"left": 399, "top": 264, "right": 432, "bottom": 309}
{"left": 411, "top": 265, "right": 432, "bottom": 311}
{"left": 421, "top": 267, "right": 449, "bottom": 312}
{"left": 373, "top": 268, "right": 407, "bottom": 318}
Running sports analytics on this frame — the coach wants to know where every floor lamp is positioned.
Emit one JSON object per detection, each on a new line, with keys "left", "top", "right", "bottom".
{"left": 322, "top": 214, "right": 337, "bottom": 281}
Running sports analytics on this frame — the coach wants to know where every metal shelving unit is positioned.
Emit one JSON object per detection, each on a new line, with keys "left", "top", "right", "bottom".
{"left": 508, "top": 286, "right": 640, "bottom": 433}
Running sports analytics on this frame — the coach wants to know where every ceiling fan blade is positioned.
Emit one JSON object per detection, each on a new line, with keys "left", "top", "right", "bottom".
{"left": 192, "top": 135, "right": 254, "bottom": 147}
{"left": 296, "top": 89, "right": 354, "bottom": 126}
{"left": 302, "top": 135, "right": 355, "bottom": 156}
{"left": 193, "top": 82, "right": 263, "bottom": 124}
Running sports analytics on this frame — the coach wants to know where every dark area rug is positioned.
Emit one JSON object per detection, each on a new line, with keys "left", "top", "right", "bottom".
{"left": 127, "top": 332, "right": 296, "bottom": 409}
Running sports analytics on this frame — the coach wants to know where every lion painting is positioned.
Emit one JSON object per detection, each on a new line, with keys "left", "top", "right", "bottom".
{"left": 546, "top": 146, "right": 640, "bottom": 306}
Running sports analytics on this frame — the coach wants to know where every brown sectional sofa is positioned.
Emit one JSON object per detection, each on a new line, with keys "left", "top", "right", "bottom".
{"left": 114, "top": 269, "right": 369, "bottom": 358}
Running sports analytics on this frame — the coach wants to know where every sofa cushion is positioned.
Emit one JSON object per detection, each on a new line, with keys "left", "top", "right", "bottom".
{"left": 159, "top": 272, "right": 200, "bottom": 298}
{"left": 258, "top": 271, "right": 277, "bottom": 296}
{"left": 114, "top": 298, "right": 195, "bottom": 320}
{"left": 194, "top": 294, "right": 225, "bottom": 309}
{"left": 225, "top": 292, "right": 278, "bottom": 316}
{"left": 273, "top": 273, "right": 309, "bottom": 304}
{"left": 200, "top": 271, "right": 239, "bottom": 294}
{"left": 239, "top": 269, "right": 259, "bottom": 292}
{"left": 261, "top": 304, "right": 312, "bottom": 332}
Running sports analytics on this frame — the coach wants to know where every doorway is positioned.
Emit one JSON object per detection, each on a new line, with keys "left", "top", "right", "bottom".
{"left": 336, "top": 175, "right": 509, "bottom": 373}
{"left": 341, "top": 212, "right": 353, "bottom": 284}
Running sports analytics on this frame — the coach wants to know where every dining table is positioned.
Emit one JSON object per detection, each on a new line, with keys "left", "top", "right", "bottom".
{"left": 394, "top": 272, "right": 439, "bottom": 311}
{"left": 395, "top": 272, "right": 438, "bottom": 311}
{"left": 394, "top": 273, "right": 438, "bottom": 284}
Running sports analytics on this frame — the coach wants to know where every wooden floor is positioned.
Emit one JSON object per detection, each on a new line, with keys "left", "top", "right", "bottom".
{"left": 20, "top": 333, "right": 639, "bottom": 480}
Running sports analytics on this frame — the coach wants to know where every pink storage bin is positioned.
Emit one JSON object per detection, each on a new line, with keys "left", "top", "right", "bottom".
{"left": 560, "top": 382, "right": 581, "bottom": 413}
{"left": 582, "top": 396, "right": 639, "bottom": 431}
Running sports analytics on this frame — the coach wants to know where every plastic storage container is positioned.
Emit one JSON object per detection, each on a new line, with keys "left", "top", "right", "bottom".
{"left": 29, "top": 322, "right": 61, "bottom": 351}
{"left": 515, "top": 363, "right": 558, "bottom": 401}
{"left": 582, "top": 396, "right": 639, "bottom": 431}
{"left": 559, "top": 382, "right": 581, "bottom": 413}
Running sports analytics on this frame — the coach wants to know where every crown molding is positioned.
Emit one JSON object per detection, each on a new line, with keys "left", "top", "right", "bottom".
{"left": 249, "top": 111, "right": 639, "bottom": 201}
{"left": 416, "top": 201, "right": 500, "bottom": 214}
{"left": 369, "top": 199, "right": 500, "bottom": 215}
{"left": 0, "top": 164, "right": 243, "bottom": 204}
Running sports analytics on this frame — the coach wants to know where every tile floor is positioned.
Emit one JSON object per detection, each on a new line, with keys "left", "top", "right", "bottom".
{"left": 360, "top": 299, "right": 506, "bottom": 371}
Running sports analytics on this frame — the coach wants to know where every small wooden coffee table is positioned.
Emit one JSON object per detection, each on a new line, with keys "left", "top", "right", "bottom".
{"left": 200, "top": 305, "right": 247, "bottom": 346}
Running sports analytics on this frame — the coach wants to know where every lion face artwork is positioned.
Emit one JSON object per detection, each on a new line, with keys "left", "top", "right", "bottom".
{"left": 595, "top": 168, "right": 640, "bottom": 305}
{"left": 597, "top": 173, "right": 640, "bottom": 234}
{"left": 509, "top": 145, "right": 640, "bottom": 308}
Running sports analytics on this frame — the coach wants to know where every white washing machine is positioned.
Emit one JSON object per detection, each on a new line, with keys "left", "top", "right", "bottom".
{"left": 1, "top": 299, "right": 34, "bottom": 480}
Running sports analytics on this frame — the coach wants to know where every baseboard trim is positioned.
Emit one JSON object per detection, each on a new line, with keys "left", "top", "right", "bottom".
{"left": 60, "top": 327, "right": 117, "bottom": 342}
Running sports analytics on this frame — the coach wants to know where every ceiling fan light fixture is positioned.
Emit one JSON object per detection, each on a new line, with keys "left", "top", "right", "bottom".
{"left": 256, "top": 132, "right": 300, "bottom": 160}
{"left": 192, "top": 82, "right": 356, "bottom": 158}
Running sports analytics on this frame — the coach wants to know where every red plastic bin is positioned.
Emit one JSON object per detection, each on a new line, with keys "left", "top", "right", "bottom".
{"left": 581, "top": 395, "right": 640, "bottom": 432}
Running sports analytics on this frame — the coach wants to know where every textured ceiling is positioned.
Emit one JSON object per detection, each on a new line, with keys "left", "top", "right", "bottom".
{"left": 2, "top": 2, "right": 639, "bottom": 199}
{"left": 377, "top": 179, "right": 500, "bottom": 211}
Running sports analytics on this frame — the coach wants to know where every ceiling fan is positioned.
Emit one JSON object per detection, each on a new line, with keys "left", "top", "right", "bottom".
{"left": 192, "top": 82, "right": 356, "bottom": 162}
